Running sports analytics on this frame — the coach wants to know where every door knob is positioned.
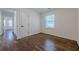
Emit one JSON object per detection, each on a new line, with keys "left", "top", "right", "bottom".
{"left": 21, "top": 25, "right": 24, "bottom": 27}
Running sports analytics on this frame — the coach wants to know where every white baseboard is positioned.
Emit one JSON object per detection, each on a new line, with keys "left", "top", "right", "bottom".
{"left": 16, "top": 32, "right": 40, "bottom": 40}
{"left": 77, "top": 41, "right": 79, "bottom": 46}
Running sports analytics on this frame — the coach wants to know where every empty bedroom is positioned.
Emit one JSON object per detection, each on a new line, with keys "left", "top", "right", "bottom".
{"left": 0, "top": 8, "right": 79, "bottom": 51}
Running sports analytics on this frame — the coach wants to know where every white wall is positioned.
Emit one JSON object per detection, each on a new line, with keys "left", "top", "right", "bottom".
{"left": 29, "top": 10, "right": 40, "bottom": 36}
{"left": 77, "top": 9, "right": 79, "bottom": 46}
{"left": 41, "top": 8, "right": 77, "bottom": 41}
{"left": 0, "top": 11, "right": 2, "bottom": 35}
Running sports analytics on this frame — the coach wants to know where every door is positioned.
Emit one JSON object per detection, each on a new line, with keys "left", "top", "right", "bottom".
{"left": 18, "top": 11, "right": 29, "bottom": 39}
{"left": 3, "top": 16, "right": 14, "bottom": 32}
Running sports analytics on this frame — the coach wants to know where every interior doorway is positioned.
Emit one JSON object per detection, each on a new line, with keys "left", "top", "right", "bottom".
{"left": 2, "top": 10, "right": 15, "bottom": 33}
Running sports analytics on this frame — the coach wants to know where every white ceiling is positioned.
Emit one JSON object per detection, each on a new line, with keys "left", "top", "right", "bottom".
{"left": 31, "top": 8, "right": 54, "bottom": 13}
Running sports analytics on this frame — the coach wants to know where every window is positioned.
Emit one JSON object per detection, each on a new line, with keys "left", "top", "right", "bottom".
{"left": 45, "top": 14, "right": 55, "bottom": 28}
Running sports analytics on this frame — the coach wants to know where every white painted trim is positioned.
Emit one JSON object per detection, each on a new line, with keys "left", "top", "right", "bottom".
{"left": 77, "top": 41, "right": 79, "bottom": 46}
{"left": 14, "top": 11, "right": 17, "bottom": 35}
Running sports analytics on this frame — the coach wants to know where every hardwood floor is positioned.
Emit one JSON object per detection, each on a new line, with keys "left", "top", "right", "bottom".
{"left": 0, "top": 31, "right": 79, "bottom": 51}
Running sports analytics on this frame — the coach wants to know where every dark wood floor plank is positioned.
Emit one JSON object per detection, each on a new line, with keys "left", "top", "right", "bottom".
{"left": 0, "top": 31, "right": 79, "bottom": 51}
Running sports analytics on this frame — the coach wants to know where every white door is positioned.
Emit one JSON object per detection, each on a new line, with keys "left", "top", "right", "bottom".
{"left": 19, "top": 12, "right": 29, "bottom": 38}
{"left": 16, "top": 9, "right": 29, "bottom": 39}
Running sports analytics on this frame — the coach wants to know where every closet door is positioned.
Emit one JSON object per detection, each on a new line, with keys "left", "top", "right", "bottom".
{"left": 19, "top": 11, "right": 29, "bottom": 38}
{"left": 16, "top": 9, "right": 29, "bottom": 39}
